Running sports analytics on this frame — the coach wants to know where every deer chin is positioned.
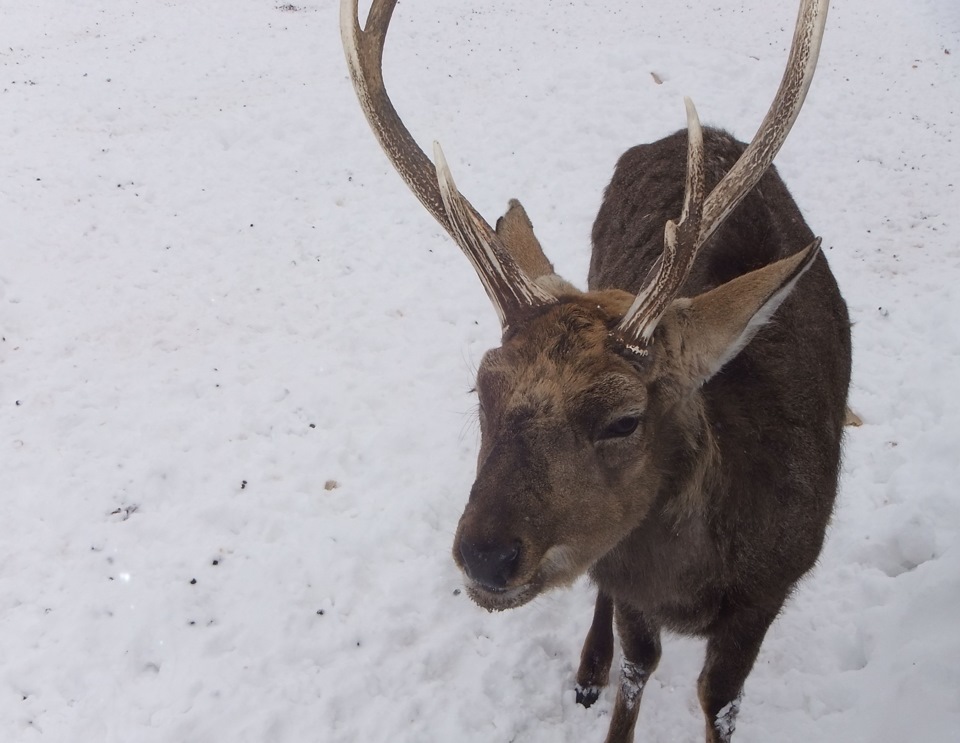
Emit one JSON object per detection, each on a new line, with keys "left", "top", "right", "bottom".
{"left": 464, "top": 580, "right": 539, "bottom": 612}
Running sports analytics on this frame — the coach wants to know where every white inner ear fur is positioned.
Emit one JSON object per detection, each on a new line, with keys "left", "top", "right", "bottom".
{"left": 534, "top": 274, "right": 581, "bottom": 298}
{"left": 691, "top": 266, "right": 809, "bottom": 385}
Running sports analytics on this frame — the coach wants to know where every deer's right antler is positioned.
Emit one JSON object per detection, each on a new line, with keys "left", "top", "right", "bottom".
{"left": 340, "top": 0, "right": 555, "bottom": 330}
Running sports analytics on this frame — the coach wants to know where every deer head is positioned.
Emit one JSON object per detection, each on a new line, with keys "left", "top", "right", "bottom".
{"left": 340, "top": 0, "right": 829, "bottom": 611}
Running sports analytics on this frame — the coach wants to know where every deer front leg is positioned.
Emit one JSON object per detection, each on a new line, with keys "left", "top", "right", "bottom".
{"left": 603, "top": 603, "right": 662, "bottom": 743}
{"left": 697, "top": 604, "right": 781, "bottom": 743}
{"left": 575, "top": 590, "right": 614, "bottom": 707}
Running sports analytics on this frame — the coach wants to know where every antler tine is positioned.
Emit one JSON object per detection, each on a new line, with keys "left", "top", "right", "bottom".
{"left": 617, "top": 98, "right": 704, "bottom": 348}
{"left": 616, "top": 0, "right": 829, "bottom": 349}
{"left": 433, "top": 143, "right": 548, "bottom": 328}
{"left": 340, "top": 0, "right": 554, "bottom": 328}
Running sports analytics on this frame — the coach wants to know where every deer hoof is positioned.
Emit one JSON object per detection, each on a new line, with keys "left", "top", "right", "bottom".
{"left": 575, "top": 684, "right": 601, "bottom": 708}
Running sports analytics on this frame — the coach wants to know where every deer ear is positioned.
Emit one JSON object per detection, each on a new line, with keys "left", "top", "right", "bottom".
{"left": 496, "top": 199, "right": 580, "bottom": 297}
{"left": 496, "top": 199, "right": 553, "bottom": 277}
{"left": 668, "top": 239, "right": 821, "bottom": 385}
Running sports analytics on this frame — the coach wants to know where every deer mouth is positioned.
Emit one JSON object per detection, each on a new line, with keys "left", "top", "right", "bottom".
{"left": 464, "top": 580, "right": 538, "bottom": 612}
{"left": 460, "top": 544, "right": 583, "bottom": 611}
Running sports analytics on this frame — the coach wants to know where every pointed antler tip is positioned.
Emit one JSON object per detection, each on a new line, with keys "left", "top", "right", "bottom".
{"left": 683, "top": 97, "right": 702, "bottom": 136}
{"left": 432, "top": 141, "right": 457, "bottom": 196}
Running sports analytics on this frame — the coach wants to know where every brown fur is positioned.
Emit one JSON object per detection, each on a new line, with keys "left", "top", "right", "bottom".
{"left": 451, "top": 128, "right": 851, "bottom": 742}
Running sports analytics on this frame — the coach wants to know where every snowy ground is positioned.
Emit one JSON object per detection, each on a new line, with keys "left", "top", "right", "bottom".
{"left": 1, "top": 1, "right": 958, "bottom": 741}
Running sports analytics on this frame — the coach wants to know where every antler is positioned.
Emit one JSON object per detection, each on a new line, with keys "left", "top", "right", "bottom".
{"left": 616, "top": 0, "right": 830, "bottom": 348}
{"left": 340, "top": 0, "right": 554, "bottom": 329}
{"left": 617, "top": 97, "right": 705, "bottom": 350}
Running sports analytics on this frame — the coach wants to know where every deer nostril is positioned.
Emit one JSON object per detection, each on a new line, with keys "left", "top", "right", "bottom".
{"left": 459, "top": 538, "right": 522, "bottom": 589}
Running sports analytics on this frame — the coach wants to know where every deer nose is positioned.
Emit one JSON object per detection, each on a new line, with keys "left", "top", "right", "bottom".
{"left": 459, "top": 538, "right": 522, "bottom": 589}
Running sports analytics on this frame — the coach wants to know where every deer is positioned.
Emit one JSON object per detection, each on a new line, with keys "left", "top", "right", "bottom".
{"left": 340, "top": 0, "right": 850, "bottom": 740}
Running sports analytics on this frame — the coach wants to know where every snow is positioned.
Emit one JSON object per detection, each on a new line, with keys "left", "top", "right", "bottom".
{"left": 715, "top": 693, "right": 742, "bottom": 743}
{"left": 1, "top": 0, "right": 958, "bottom": 741}
{"left": 618, "top": 659, "right": 648, "bottom": 712}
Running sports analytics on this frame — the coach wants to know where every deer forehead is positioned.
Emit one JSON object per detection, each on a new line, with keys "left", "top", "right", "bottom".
{"left": 477, "top": 313, "right": 650, "bottom": 421}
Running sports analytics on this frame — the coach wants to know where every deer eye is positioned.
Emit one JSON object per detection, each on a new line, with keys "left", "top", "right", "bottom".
{"left": 598, "top": 414, "right": 641, "bottom": 440}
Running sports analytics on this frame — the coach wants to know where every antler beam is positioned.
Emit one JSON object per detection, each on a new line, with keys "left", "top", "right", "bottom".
{"left": 340, "top": 0, "right": 554, "bottom": 329}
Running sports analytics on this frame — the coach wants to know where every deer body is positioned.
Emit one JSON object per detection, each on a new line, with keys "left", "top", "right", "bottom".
{"left": 341, "top": 1, "right": 849, "bottom": 740}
